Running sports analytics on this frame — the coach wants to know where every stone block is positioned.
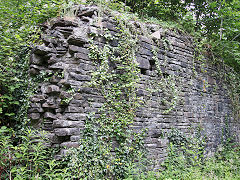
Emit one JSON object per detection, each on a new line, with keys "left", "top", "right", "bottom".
{"left": 55, "top": 27, "right": 74, "bottom": 37}
{"left": 137, "top": 56, "right": 150, "bottom": 70}
{"left": 102, "top": 22, "right": 118, "bottom": 32}
{"left": 44, "top": 112, "right": 56, "bottom": 120}
{"left": 42, "top": 102, "right": 58, "bottom": 109}
{"left": 30, "top": 95, "right": 46, "bottom": 103}
{"left": 53, "top": 120, "right": 84, "bottom": 128}
{"left": 74, "top": 52, "right": 90, "bottom": 61}
{"left": 64, "top": 113, "right": 87, "bottom": 121}
{"left": 69, "top": 45, "right": 89, "bottom": 54}
{"left": 30, "top": 54, "right": 43, "bottom": 65}
{"left": 60, "top": 141, "right": 79, "bottom": 148}
{"left": 51, "top": 18, "right": 78, "bottom": 29}
{"left": 49, "top": 62, "right": 68, "bottom": 70}
{"left": 78, "top": 7, "right": 98, "bottom": 17}
{"left": 69, "top": 72, "right": 91, "bottom": 81}
{"left": 29, "top": 113, "right": 41, "bottom": 120}
{"left": 42, "top": 85, "right": 60, "bottom": 94}
{"left": 47, "top": 133, "right": 61, "bottom": 144}
{"left": 33, "top": 45, "right": 55, "bottom": 55}
{"left": 28, "top": 107, "right": 44, "bottom": 113}
{"left": 54, "top": 128, "right": 80, "bottom": 136}
{"left": 67, "top": 35, "right": 88, "bottom": 46}
{"left": 65, "top": 106, "right": 84, "bottom": 113}
{"left": 70, "top": 135, "right": 81, "bottom": 142}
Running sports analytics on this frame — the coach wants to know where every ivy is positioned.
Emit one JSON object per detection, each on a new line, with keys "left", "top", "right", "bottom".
{"left": 66, "top": 8, "right": 148, "bottom": 179}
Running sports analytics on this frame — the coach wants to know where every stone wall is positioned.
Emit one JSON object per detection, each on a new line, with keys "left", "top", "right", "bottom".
{"left": 28, "top": 4, "right": 240, "bottom": 168}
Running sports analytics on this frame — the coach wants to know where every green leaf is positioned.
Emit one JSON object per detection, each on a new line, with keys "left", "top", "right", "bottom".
{"left": 5, "top": 113, "right": 15, "bottom": 116}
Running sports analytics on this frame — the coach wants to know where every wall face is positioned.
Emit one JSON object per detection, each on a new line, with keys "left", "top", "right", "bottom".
{"left": 29, "top": 5, "right": 240, "bottom": 167}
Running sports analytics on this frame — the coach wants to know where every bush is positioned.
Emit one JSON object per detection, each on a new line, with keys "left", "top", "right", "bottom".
{"left": 0, "top": 126, "right": 72, "bottom": 179}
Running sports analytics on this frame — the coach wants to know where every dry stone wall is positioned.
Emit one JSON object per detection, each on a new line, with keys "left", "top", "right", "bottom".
{"left": 28, "top": 4, "right": 240, "bottom": 167}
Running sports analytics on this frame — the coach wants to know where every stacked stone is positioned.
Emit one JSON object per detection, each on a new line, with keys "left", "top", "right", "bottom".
{"left": 29, "top": 5, "right": 102, "bottom": 152}
{"left": 28, "top": 4, "right": 240, "bottom": 167}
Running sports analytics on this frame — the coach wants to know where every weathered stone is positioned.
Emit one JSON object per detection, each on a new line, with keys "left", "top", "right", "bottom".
{"left": 151, "top": 30, "right": 163, "bottom": 40}
{"left": 88, "top": 26, "right": 98, "bottom": 35}
{"left": 137, "top": 56, "right": 150, "bottom": 69}
{"left": 30, "top": 95, "right": 46, "bottom": 103}
{"left": 42, "top": 102, "right": 58, "bottom": 109}
{"left": 55, "top": 27, "right": 74, "bottom": 37}
{"left": 53, "top": 120, "right": 84, "bottom": 128}
{"left": 60, "top": 141, "right": 79, "bottom": 148}
{"left": 69, "top": 45, "right": 89, "bottom": 54}
{"left": 78, "top": 7, "right": 98, "bottom": 17}
{"left": 47, "top": 55, "right": 59, "bottom": 64}
{"left": 69, "top": 72, "right": 91, "bottom": 81}
{"left": 65, "top": 106, "right": 84, "bottom": 113}
{"left": 101, "top": 22, "right": 118, "bottom": 32}
{"left": 67, "top": 35, "right": 88, "bottom": 46}
{"left": 41, "top": 85, "right": 60, "bottom": 94}
{"left": 73, "top": 26, "right": 89, "bottom": 38}
{"left": 29, "top": 113, "right": 41, "bottom": 120}
{"left": 28, "top": 108, "right": 44, "bottom": 113}
{"left": 49, "top": 62, "right": 68, "bottom": 70}
{"left": 29, "top": 68, "right": 40, "bottom": 75}
{"left": 70, "top": 135, "right": 81, "bottom": 142}
{"left": 54, "top": 128, "right": 80, "bottom": 136}
{"left": 64, "top": 113, "right": 87, "bottom": 121}
{"left": 44, "top": 112, "right": 56, "bottom": 120}
{"left": 78, "top": 87, "right": 98, "bottom": 94}
{"left": 51, "top": 18, "right": 78, "bottom": 29}
{"left": 138, "top": 47, "right": 153, "bottom": 57}
{"left": 47, "top": 133, "right": 61, "bottom": 144}
{"left": 56, "top": 47, "right": 68, "bottom": 54}
{"left": 30, "top": 54, "right": 43, "bottom": 65}
{"left": 33, "top": 45, "right": 55, "bottom": 55}
{"left": 74, "top": 52, "right": 90, "bottom": 61}
{"left": 29, "top": 64, "right": 45, "bottom": 71}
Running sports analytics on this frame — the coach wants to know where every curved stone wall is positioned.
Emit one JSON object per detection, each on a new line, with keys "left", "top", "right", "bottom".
{"left": 28, "top": 4, "right": 240, "bottom": 167}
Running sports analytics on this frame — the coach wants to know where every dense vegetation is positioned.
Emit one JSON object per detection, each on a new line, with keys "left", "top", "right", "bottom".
{"left": 0, "top": 0, "right": 239, "bottom": 179}
{"left": 121, "top": 0, "right": 240, "bottom": 71}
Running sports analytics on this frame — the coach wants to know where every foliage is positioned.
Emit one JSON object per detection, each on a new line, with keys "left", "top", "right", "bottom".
{"left": 0, "top": 0, "right": 63, "bottom": 129}
{"left": 112, "top": 0, "right": 240, "bottom": 72}
{"left": 0, "top": 126, "right": 71, "bottom": 180}
{"left": 157, "top": 132, "right": 240, "bottom": 180}
{"left": 0, "top": 1, "right": 78, "bottom": 179}
{"left": 126, "top": 129, "right": 240, "bottom": 180}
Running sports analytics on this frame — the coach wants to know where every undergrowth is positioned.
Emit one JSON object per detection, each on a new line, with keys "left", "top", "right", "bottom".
{"left": 126, "top": 129, "right": 240, "bottom": 180}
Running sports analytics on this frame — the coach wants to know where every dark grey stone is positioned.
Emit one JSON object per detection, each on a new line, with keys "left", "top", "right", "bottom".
{"left": 60, "top": 142, "right": 79, "bottom": 148}
{"left": 29, "top": 113, "right": 41, "bottom": 120}
{"left": 30, "top": 54, "right": 43, "bottom": 65}
{"left": 33, "top": 45, "right": 55, "bottom": 55}
{"left": 53, "top": 120, "right": 84, "bottom": 128}
{"left": 51, "top": 18, "right": 78, "bottom": 29}
{"left": 137, "top": 56, "right": 150, "bottom": 69}
{"left": 69, "top": 72, "right": 91, "bottom": 81}
{"left": 69, "top": 45, "right": 89, "bottom": 54}
{"left": 54, "top": 128, "right": 80, "bottom": 136}
{"left": 78, "top": 7, "right": 98, "bottom": 17}
{"left": 44, "top": 112, "right": 56, "bottom": 120}
{"left": 67, "top": 35, "right": 88, "bottom": 46}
